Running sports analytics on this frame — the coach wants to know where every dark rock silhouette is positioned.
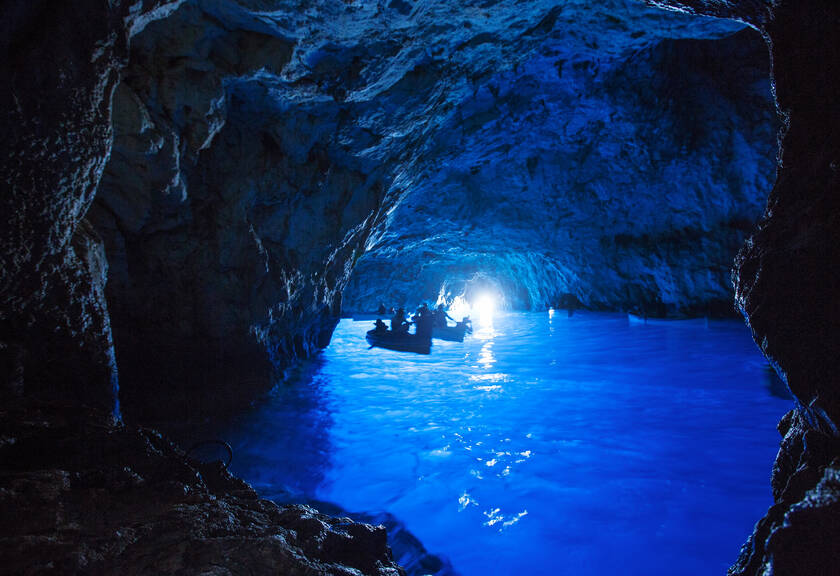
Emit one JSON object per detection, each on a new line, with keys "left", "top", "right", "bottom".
{"left": 1, "top": 0, "right": 183, "bottom": 417}
{"left": 0, "top": 1, "right": 401, "bottom": 573}
{"left": 2, "top": 0, "right": 839, "bottom": 573}
{"left": 0, "top": 400, "right": 403, "bottom": 575}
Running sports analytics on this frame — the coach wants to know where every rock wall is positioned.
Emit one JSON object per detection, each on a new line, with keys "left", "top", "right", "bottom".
{"left": 0, "top": 0, "right": 185, "bottom": 416}
{"left": 0, "top": 400, "right": 403, "bottom": 576}
{"left": 89, "top": 2, "right": 386, "bottom": 421}
{"left": 344, "top": 27, "right": 776, "bottom": 316}
{"left": 92, "top": 0, "right": 755, "bottom": 419}
{"left": 3, "top": 0, "right": 840, "bottom": 572}
{"left": 0, "top": 2, "right": 406, "bottom": 573}
{"left": 649, "top": 1, "right": 840, "bottom": 574}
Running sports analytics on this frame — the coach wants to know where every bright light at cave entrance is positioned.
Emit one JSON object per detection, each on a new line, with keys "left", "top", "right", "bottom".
{"left": 445, "top": 293, "right": 498, "bottom": 324}
{"left": 473, "top": 293, "right": 497, "bottom": 323}
{"left": 446, "top": 296, "right": 471, "bottom": 321}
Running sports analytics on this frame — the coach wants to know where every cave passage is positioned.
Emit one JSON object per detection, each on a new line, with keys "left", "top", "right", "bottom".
{"left": 208, "top": 312, "right": 789, "bottom": 576}
{"left": 5, "top": 0, "right": 840, "bottom": 571}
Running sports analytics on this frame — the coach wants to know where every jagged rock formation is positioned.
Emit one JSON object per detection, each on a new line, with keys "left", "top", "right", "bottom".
{"left": 0, "top": 401, "right": 403, "bottom": 576}
{"left": 89, "top": 2, "right": 383, "bottom": 421}
{"left": 1, "top": 0, "right": 184, "bottom": 417}
{"left": 0, "top": 1, "right": 405, "bottom": 572}
{"left": 2, "top": 0, "right": 840, "bottom": 574}
{"left": 87, "top": 0, "right": 768, "bottom": 419}
{"left": 648, "top": 1, "right": 840, "bottom": 575}
{"left": 344, "top": 27, "right": 775, "bottom": 315}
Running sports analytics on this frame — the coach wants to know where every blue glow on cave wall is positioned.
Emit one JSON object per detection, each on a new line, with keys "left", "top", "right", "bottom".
{"left": 342, "top": 15, "right": 776, "bottom": 316}
{"left": 6, "top": 0, "right": 826, "bottom": 572}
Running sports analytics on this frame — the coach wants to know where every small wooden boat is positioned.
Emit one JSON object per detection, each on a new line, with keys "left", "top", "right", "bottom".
{"left": 431, "top": 321, "right": 471, "bottom": 342}
{"left": 366, "top": 329, "right": 431, "bottom": 354}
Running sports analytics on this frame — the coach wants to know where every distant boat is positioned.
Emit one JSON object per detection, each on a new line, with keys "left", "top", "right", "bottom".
{"left": 431, "top": 322, "right": 471, "bottom": 342}
{"left": 627, "top": 313, "right": 707, "bottom": 326}
{"left": 366, "top": 329, "right": 431, "bottom": 354}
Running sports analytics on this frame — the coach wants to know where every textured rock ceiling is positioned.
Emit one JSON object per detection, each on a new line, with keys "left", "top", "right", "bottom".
{"left": 320, "top": 1, "right": 776, "bottom": 314}
{"left": 5, "top": 1, "right": 840, "bottom": 574}
{"left": 87, "top": 0, "right": 776, "bottom": 417}
{"left": 344, "top": 24, "right": 775, "bottom": 313}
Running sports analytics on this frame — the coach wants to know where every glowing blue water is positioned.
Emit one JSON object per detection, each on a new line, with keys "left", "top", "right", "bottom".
{"left": 222, "top": 312, "right": 791, "bottom": 575}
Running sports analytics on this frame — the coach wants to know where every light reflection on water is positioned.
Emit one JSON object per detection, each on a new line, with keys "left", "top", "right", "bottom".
{"left": 221, "top": 312, "right": 791, "bottom": 576}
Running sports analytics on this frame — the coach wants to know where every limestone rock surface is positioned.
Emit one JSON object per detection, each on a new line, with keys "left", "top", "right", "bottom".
{"left": 343, "top": 27, "right": 776, "bottom": 316}
{"left": 0, "top": 401, "right": 403, "bottom": 576}
{"left": 0, "top": 0, "right": 183, "bottom": 415}
{"left": 91, "top": 0, "right": 774, "bottom": 422}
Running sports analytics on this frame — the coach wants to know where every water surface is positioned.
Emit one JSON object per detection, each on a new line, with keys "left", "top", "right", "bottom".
{"left": 222, "top": 312, "right": 790, "bottom": 575}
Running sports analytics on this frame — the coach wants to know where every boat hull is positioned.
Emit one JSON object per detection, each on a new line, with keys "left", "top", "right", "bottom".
{"left": 431, "top": 323, "right": 469, "bottom": 342}
{"left": 366, "top": 330, "right": 431, "bottom": 354}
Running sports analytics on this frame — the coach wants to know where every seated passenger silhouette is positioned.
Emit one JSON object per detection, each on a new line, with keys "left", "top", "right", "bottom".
{"left": 391, "top": 307, "right": 409, "bottom": 333}
{"left": 413, "top": 304, "right": 434, "bottom": 339}
{"left": 434, "top": 304, "right": 454, "bottom": 327}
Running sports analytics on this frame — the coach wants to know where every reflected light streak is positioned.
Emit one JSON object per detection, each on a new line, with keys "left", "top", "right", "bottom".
{"left": 478, "top": 342, "right": 495, "bottom": 368}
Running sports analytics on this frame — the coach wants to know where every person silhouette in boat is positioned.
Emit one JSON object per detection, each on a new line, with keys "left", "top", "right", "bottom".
{"left": 373, "top": 318, "right": 388, "bottom": 333}
{"left": 391, "top": 307, "right": 409, "bottom": 333}
{"left": 412, "top": 303, "right": 431, "bottom": 321}
{"left": 413, "top": 304, "right": 434, "bottom": 339}
{"left": 434, "top": 303, "right": 454, "bottom": 328}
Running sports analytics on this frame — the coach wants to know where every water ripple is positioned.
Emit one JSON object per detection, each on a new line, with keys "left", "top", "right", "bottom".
{"left": 222, "top": 312, "right": 792, "bottom": 576}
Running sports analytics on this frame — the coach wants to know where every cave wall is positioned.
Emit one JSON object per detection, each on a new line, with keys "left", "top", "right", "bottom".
{"left": 648, "top": 1, "right": 840, "bottom": 574}
{"left": 1, "top": 0, "right": 185, "bottom": 417}
{"left": 344, "top": 27, "right": 777, "bottom": 316}
{"left": 87, "top": 3, "right": 392, "bottom": 421}
{"left": 92, "top": 0, "right": 749, "bottom": 419}
{"left": 0, "top": 4, "right": 407, "bottom": 573}
{"left": 3, "top": 0, "right": 840, "bottom": 572}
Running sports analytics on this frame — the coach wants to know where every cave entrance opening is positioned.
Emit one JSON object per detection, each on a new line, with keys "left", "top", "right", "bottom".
{"left": 435, "top": 273, "right": 507, "bottom": 326}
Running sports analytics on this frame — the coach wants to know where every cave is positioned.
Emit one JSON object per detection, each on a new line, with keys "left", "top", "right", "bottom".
{"left": 2, "top": 0, "right": 839, "bottom": 574}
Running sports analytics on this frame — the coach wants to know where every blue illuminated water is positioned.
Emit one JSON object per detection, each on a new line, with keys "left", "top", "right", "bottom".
{"left": 221, "top": 312, "right": 791, "bottom": 575}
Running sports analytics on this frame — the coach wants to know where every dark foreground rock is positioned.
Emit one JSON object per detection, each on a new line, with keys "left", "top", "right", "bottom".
{"left": 287, "top": 501, "right": 457, "bottom": 576}
{"left": 1, "top": 0, "right": 184, "bottom": 418}
{"left": 729, "top": 408, "right": 840, "bottom": 576}
{"left": 0, "top": 401, "right": 403, "bottom": 576}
